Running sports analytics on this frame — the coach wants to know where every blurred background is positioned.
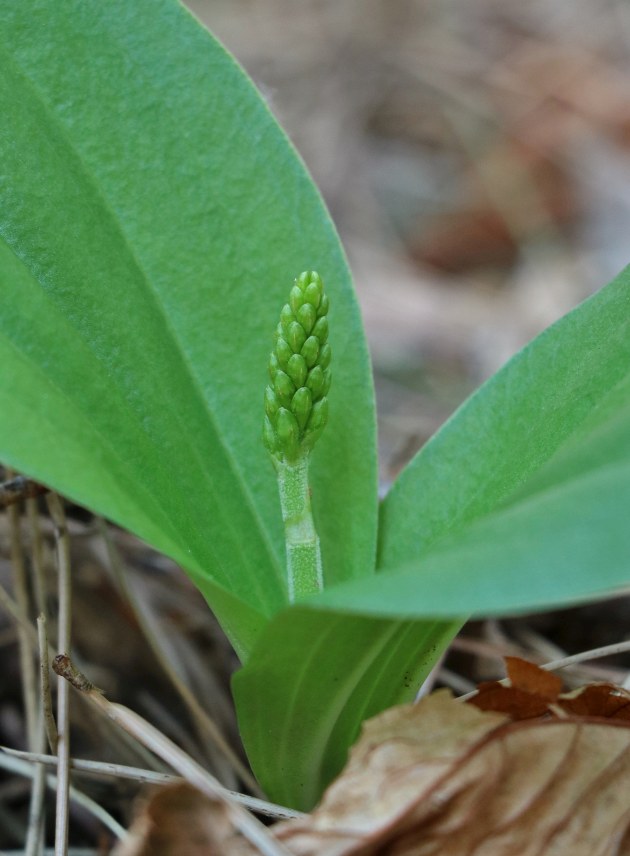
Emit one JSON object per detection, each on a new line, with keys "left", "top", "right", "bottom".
{"left": 189, "top": 0, "right": 630, "bottom": 480}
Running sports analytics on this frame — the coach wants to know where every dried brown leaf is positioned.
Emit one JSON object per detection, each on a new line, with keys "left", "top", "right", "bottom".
{"left": 505, "top": 656, "right": 563, "bottom": 699}
{"left": 468, "top": 659, "right": 630, "bottom": 725}
{"left": 470, "top": 681, "right": 552, "bottom": 719}
{"left": 469, "top": 657, "right": 564, "bottom": 720}
{"left": 112, "top": 782, "right": 256, "bottom": 856}
{"left": 276, "top": 688, "right": 630, "bottom": 856}
{"left": 559, "top": 684, "right": 630, "bottom": 721}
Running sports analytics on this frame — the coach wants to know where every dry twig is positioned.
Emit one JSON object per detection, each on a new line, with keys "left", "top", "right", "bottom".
{"left": 53, "top": 655, "right": 292, "bottom": 856}
{"left": 47, "top": 494, "right": 72, "bottom": 856}
{"left": 1, "top": 747, "right": 302, "bottom": 821}
{"left": 99, "top": 519, "right": 261, "bottom": 795}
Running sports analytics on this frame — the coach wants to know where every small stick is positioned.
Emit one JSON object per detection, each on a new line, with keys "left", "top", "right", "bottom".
{"left": 38, "top": 615, "right": 58, "bottom": 753}
{"left": 30, "top": 501, "right": 52, "bottom": 853}
{"left": 1, "top": 747, "right": 303, "bottom": 820}
{"left": 0, "top": 475, "right": 49, "bottom": 509}
{"left": 0, "top": 750, "right": 126, "bottom": 841}
{"left": 53, "top": 656, "right": 292, "bottom": 856}
{"left": 24, "top": 736, "right": 46, "bottom": 856}
{"left": 8, "top": 499, "right": 38, "bottom": 746}
{"left": 541, "top": 640, "right": 630, "bottom": 673}
{"left": 47, "top": 494, "right": 72, "bottom": 856}
{"left": 25, "top": 616, "right": 51, "bottom": 856}
{"left": 27, "top": 497, "right": 48, "bottom": 620}
{"left": 451, "top": 634, "right": 628, "bottom": 683}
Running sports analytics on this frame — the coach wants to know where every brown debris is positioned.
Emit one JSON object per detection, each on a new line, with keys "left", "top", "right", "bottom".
{"left": 560, "top": 684, "right": 630, "bottom": 722}
{"left": 504, "top": 655, "right": 564, "bottom": 699}
{"left": 469, "top": 656, "right": 630, "bottom": 723}
{"left": 112, "top": 782, "right": 257, "bottom": 856}
{"left": 274, "top": 667, "right": 630, "bottom": 855}
{"left": 469, "top": 655, "right": 564, "bottom": 720}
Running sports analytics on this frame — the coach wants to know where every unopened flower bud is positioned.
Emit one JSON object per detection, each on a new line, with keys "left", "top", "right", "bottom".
{"left": 263, "top": 270, "right": 332, "bottom": 463}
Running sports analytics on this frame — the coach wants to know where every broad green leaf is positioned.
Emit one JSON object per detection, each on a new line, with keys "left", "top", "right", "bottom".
{"left": 318, "top": 328, "right": 630, "bottom": 617}
{"left": 378, "top": 266, "right": 630, "bottom": 570}
{"left": 0, "top": 1, "right": 377, "bottom": 658}
{"left": 311, "top": 458, "right": 630, "bottom": 618}
{"left": 232, "top": 608, "right": 459, "bottom": 810}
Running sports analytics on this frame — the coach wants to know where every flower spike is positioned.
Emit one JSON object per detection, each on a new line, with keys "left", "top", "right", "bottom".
{"left": 264, "top": 271, "right": 331, "bottom": 465}
{"left": 263, "top": 271, "right": 331, "bottom": 601}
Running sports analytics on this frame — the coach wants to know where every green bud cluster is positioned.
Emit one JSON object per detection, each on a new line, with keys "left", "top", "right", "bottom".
{"left": 263, "top": 271, "right": 331, "bottom": 463}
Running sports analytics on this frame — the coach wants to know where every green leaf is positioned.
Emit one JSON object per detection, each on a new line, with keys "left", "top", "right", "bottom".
{"left": 314, "top": 390, "right": 630, "bottom": 617}
{"left": 0, "top": 0, "right": 377, "bottom": 658}
{"left": 378, "top": 267, "right": 630, "bottom": 569}
{"left": 232, "top": 607, "right": 459, "bottom": 810}
{"left": 311, "top": 457, "right": 630, "bottom": 618}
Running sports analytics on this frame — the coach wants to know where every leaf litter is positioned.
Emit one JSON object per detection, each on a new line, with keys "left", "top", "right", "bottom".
{"left": 120, "top": 658, "right": 630, "bottom": 855}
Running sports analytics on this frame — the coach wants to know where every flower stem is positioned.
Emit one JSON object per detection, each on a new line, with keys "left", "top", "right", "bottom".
{"left": 275, "top": 457, "right": 322, "bottom": 601}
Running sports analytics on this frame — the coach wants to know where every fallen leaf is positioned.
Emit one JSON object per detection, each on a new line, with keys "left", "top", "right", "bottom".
{"left": 469, "top": 681, "right": 552, "bottom": 719}
{"left": 276, "top": 688, "right": 630, "bottom": 855}
{"left": 469, "top": 656, "right": 563, "bottom": 720}
{"left": 505, "top": 656, "right": 564, "bottom": 699}
{"left": 111, "top": 782, "right": 256, "bottom": 856}
{"left": 467, "top": 657, "right": 630, "bottom": 724}
{"left": 559, "top": 683, "right": 630, "bottom": 721}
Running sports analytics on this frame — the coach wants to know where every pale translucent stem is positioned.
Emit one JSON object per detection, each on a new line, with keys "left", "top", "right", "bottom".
{"left": 275, "top": 457, "right": 323, "bottom": 601}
